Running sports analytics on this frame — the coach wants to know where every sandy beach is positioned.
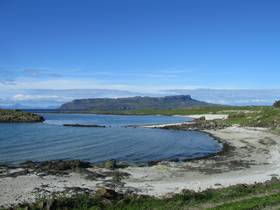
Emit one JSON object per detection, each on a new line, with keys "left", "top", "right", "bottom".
{"left": 140, "top": 114, "right": 228, "bottom": 128}
{"left": 1, "top": 115, "right": 280, "bottom": 207}
{"left": 0, "top": 172, "right": 101, "bottom": 208}
{"left": 120, "top": 126, "right": 280, "bottom": 195}
{"left": 175, "top": 114, "right": 229, "bottom": 121}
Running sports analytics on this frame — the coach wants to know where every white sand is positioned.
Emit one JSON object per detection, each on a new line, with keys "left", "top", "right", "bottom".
{"left": 140, "top": 114, "right": 228, "bottom": 128}
{"left": 120, "top": 126, "right": 280, "bottom": 196}
{"left": 140, "top": 122, "right": 195, "bottom": 128}
{"left": 0, "top": 172, "right": 102, "bottom": 208}
{"left": 179, "top": 114, "right": 228, "bottom": 120}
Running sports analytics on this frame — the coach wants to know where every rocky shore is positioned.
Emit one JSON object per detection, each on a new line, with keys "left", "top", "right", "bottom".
{"left": 0, "top": 159, "right": 130, "bottom": 208}
{"left": 161, "top": 118, "right": 231, "bottom": 130}
{"left": 0, "top": 109, "right": 44, "bottom": 123}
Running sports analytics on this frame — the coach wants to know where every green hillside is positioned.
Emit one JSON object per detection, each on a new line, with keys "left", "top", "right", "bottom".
{"left": 59, "top": 95, "right": 215, "bottom": 112}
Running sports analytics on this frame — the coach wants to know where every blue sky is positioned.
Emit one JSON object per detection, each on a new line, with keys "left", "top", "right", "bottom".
{"left": 0, "top": 0, "right": 280, "bottom": 106}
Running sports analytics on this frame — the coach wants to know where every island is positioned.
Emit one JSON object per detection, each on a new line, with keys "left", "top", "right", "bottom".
{"left": 0, "top": 109, "right": 44, "bottom": 123}
{"left": 59, "top": 95, "right": 216, "bottom": 113}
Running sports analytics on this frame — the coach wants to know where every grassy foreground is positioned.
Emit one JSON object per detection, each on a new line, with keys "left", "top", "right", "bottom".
{"left": 10, "top": 178, "right": 280, "bottom": 210}
{"left": 0, "top": 109, "right": 44, "bottom": 122}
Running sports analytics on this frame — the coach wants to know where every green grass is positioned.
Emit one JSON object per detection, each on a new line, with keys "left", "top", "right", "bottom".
{"left": 222, "top": 107, "right": 280, "bottom": 128}
{"left": 117, "top": 105, "right": 280, "bottom": 129}
{"left": 11, "top": 179, "right": 280, "bottom": 210}
{"left": 90, "top": 106, "right": 268, "bottom": 116}
{"left": 59, "top": 105, "right": 269, "bottom": 116}
{"left": 208, "top": 193, "right": 280, "bottom": 210}
{"left": 62, "top": 105, "right": 280, "bottom": 129}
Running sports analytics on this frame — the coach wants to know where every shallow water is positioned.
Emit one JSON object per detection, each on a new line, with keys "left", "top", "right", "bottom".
{"left": 0, "top": 113, "right": 222, "bottom": 165}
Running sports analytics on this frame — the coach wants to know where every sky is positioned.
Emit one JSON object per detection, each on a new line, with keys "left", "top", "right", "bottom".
{"left": 0, "top": 0, "right": 280, "bottom": 107}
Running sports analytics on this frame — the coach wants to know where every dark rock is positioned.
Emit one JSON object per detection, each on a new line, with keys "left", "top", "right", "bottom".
{"left": 147, "top": 160, "right": 161, "bottom": 166}
{"left": 94, "top": 188, "right": 122, "bottom": 200}
{"left": 170, "top": 158, "right": 180, "bottom": 163}
{"left": 63, "top": 124, "right": 106, "bottom": 128}
{"left": 21, "top": 160, "right": 38, "bottom": 169}
{"left": 162, "top": 119, "right": 230, "bottom": 131}
{"left": 40, "top": 160, "right": 91, "bottom": 171}
{"left": 102, "top": 160, "right": 117, "bottom": 169}
{"left": 20, "top": 160, "right": 91, "bottom": 175}
{"left": 85, "top": 171, "right": 106, "bottom": 180}
{"left": 196, "top": 116, "right": 206, "bottom": 121}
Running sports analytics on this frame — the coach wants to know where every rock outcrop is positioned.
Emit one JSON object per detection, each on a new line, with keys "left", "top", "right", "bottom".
{"left": 0, "top": 109, "right": 44, "bottom": 122}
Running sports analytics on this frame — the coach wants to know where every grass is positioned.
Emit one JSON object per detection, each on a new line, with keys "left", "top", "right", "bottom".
{"left": 97, "top": 106, "right": 268, "bottom": 116}
{"left": 118, "top": 105, "right": 280, "bottom": 130}
{"left": 60, "top": 105, "right": 280, "bottom": 129}
{"left": 10, "top": 178, "right": 280, "bottom": 210}
{"left": 60, "top": 106, "right": 268, "bottom": 116}
{"left": 222, "top": 107, "right": 280, "bottom": 128}
{"left": 208, "top": 194, "right": 280, "bottom": 210}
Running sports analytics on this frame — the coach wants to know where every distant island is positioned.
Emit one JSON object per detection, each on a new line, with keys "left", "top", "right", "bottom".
{"left": 0, "top": 109, "right": 44, "bottom": 123}
{"left": 59, "top": 95, "right": 214, "bottom": 113}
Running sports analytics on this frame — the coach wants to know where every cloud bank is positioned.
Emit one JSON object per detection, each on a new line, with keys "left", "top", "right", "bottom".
{"left": 0, "top": 88, "right": 279, "bottom": 108}
{"left": 0, "top": 68, "right": 279, "bottom": 108}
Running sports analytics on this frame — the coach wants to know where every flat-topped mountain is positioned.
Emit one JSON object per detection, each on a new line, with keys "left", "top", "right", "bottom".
{"left": 59, "top": 95, "right": 213, "bottom": 112}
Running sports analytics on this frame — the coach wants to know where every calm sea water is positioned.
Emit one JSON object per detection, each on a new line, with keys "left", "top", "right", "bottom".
{"left": 0, "top": 113, "right": 222, "bottom": 165}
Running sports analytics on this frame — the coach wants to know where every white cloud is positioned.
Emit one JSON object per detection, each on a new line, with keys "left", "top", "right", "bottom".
{"left": 2, "top": 78, "right": 200, "bottom": 93}
{"left": 12, "top": 94, "right": 65, "bottom": 102}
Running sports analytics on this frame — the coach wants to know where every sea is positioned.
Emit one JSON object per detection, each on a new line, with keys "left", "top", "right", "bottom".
{"left": 0, "top": 113, "right": 222, "bottom": 165}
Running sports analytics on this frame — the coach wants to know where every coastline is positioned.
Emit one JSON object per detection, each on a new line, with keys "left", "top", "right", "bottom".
{"left": 174, "top": 114, "right": 228, "bottom": 120}
{"left": 137, "top": 114, "right": 228, "bottom": 128}
{"left": 119, "top": 126, "right": 280, "bottom": 196}
{"left": 1, "top": 114, "right": 280, "bottom": 208}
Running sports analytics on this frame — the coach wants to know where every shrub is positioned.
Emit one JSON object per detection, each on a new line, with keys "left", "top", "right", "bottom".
{"left": 228, "top": 112, "right": 246, "bottom": 119}
{"left": 273, "top": 100, "right": 280, "bottom": 108}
